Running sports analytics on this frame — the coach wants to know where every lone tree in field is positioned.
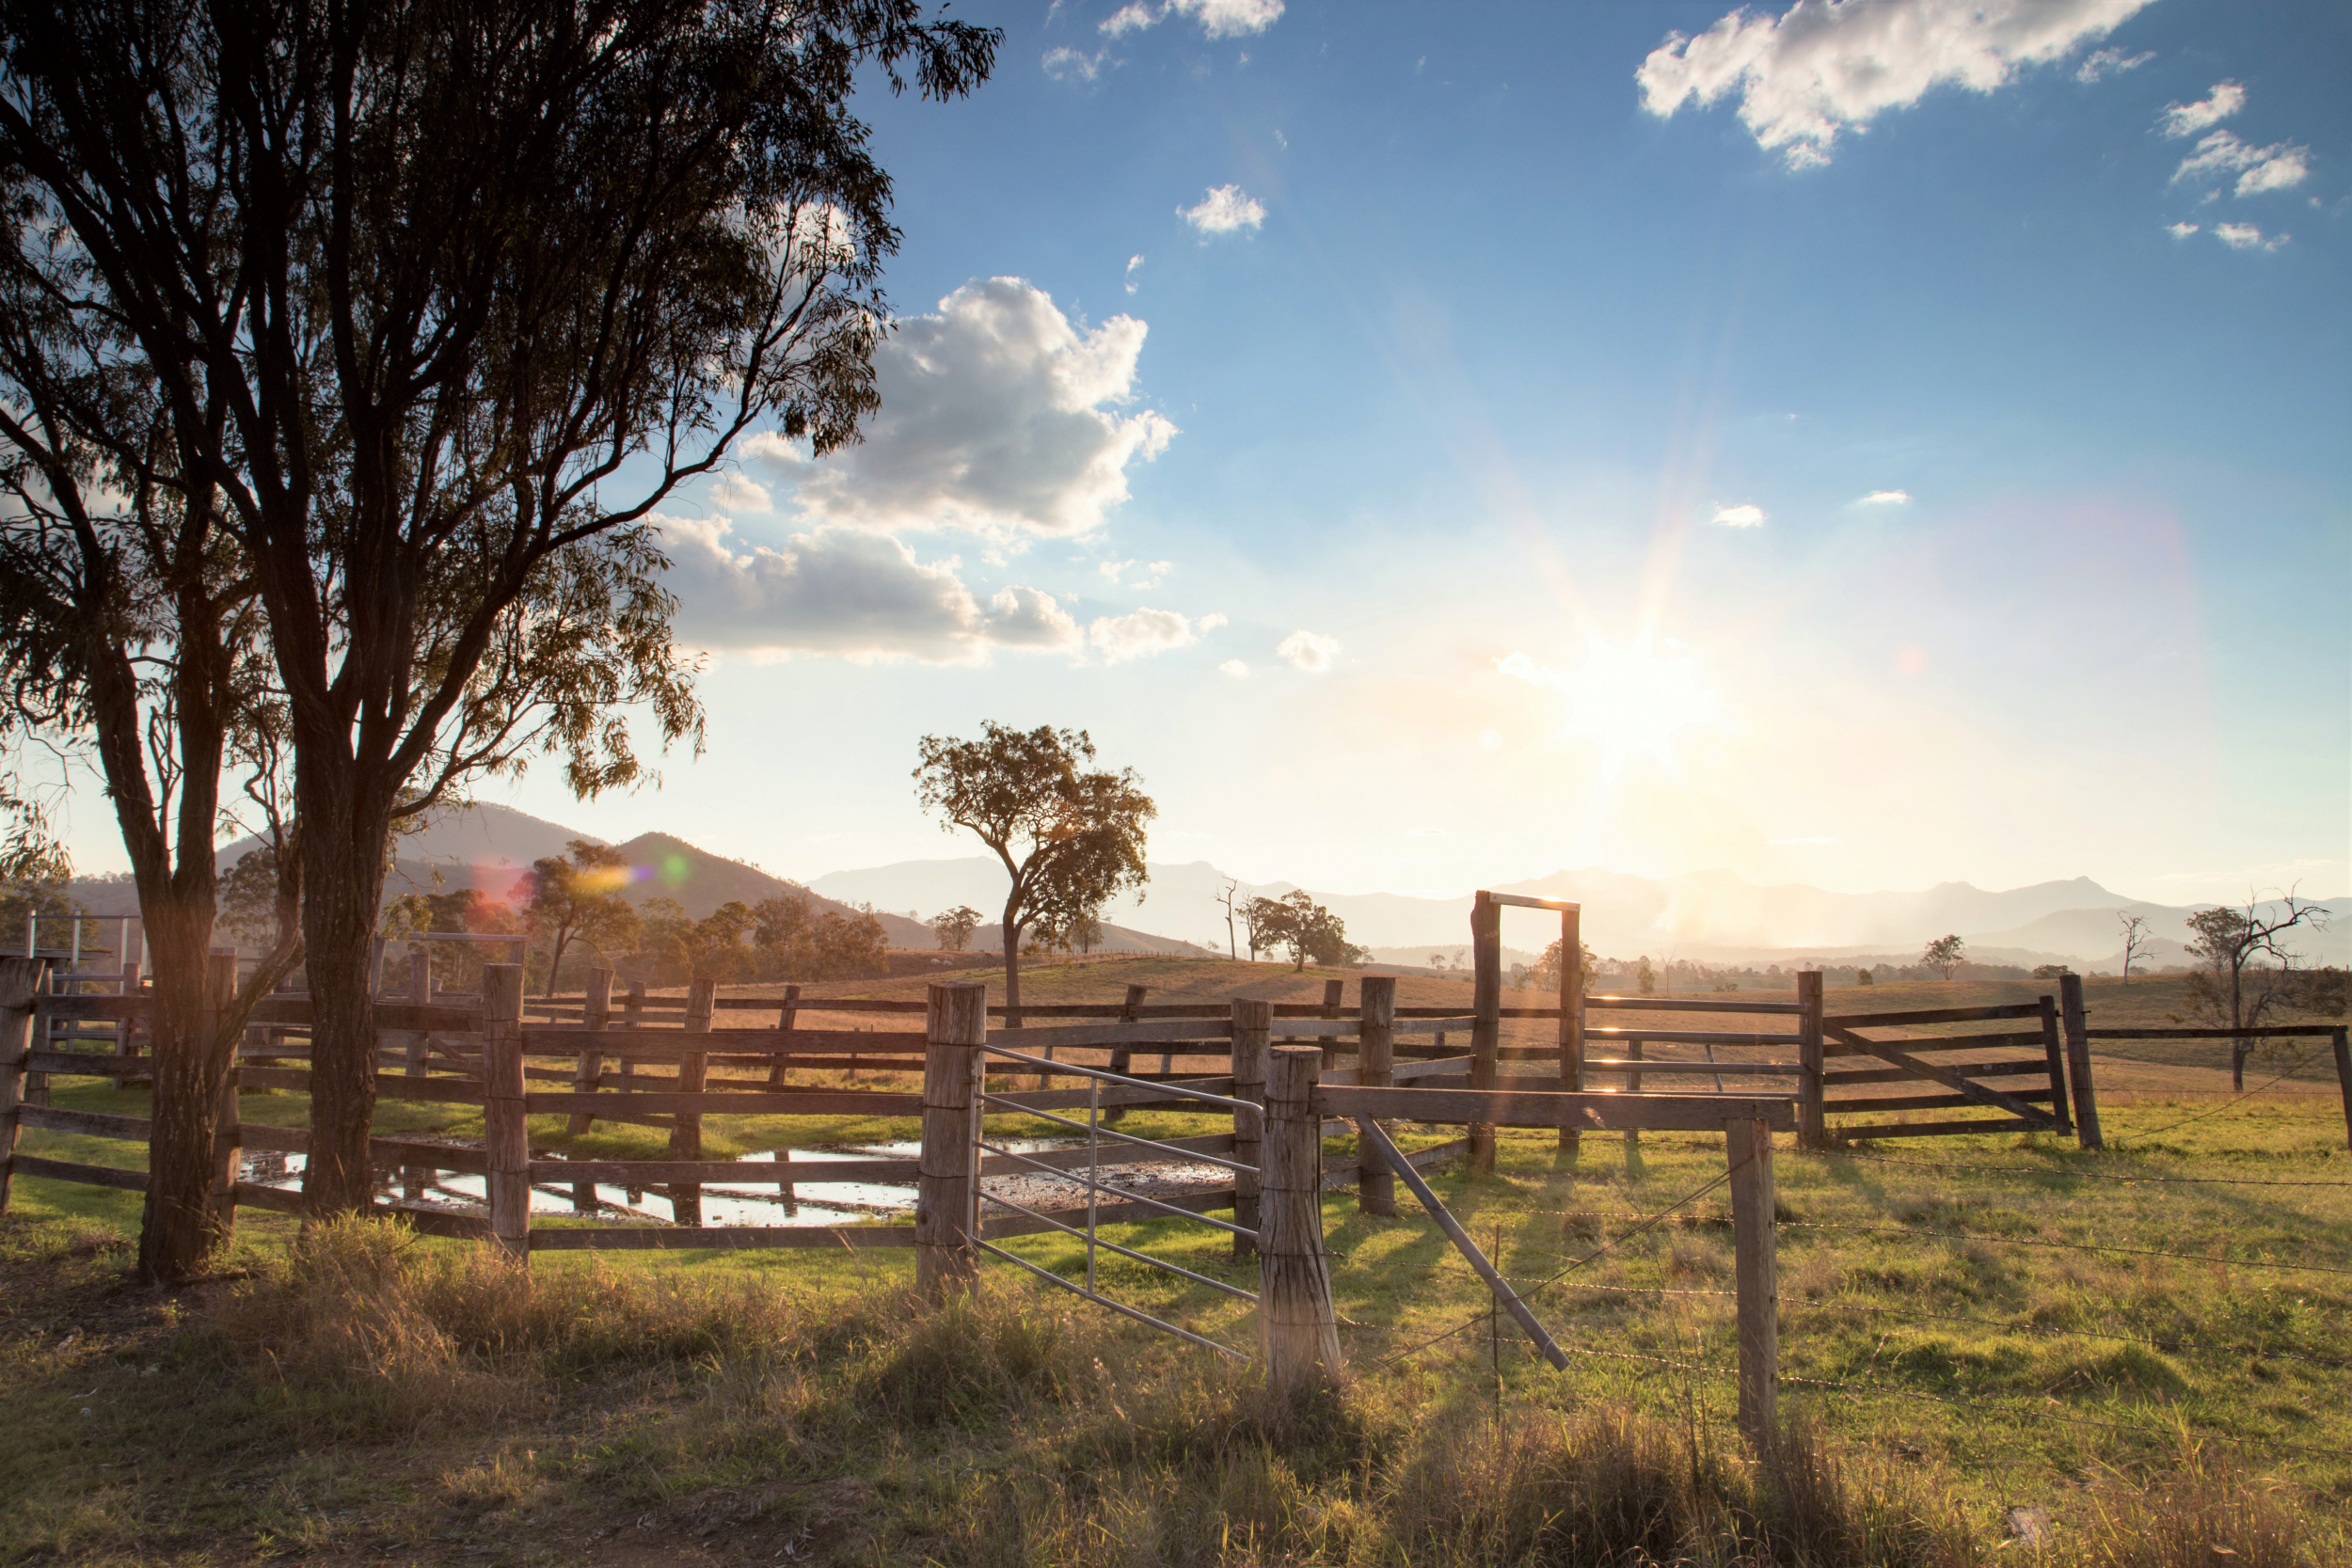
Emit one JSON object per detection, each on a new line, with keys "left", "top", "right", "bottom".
{"left": 913, "top": 723, "right": 1153, "bottom": 1023}
{"left": 2117, "top": 911, "right": 2154, "bottom": 984}
{"left": 929, "top": 905, "right": 983, "bottom": 952}
{"left": 1249, "top": 890, "right": 1359, "bottom": 972}
{"left": 2180, "top": 890, "right": 2331, "bottom": 1089}
{"left": 0, "top": 0, "right": 998, "bottom": 1214}
{"left": 512, "top": 843, "right": 640, "bottom": 997}
{"left": 1921, "top": 934, "right": 1966, "bottom": 980}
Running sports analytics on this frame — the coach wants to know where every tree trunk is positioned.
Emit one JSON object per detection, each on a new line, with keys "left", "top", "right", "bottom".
{"left": 2231, "top": 959, "right": 2247, "bottom": 1091}
{"left": 135, "top": 897, "right": 236, "bottom": 1284}
{"left": 298, "top": 778, "right": 396, "bottom": 1214}
{"left": 1000, "top": 907, "right": 1023, "bottom": 1028}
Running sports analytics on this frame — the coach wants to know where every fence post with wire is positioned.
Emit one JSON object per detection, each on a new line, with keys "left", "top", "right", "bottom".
{"left": 916, "top": 979, "right": 987, "bottom": 1301}
{"left": 1262, "top": 1045, "right": 1342, "bottom": 1389}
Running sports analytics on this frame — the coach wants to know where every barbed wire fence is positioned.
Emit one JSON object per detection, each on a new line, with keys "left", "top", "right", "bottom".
{"left": 1329, "top": 1132, "right": 2352, "bottom": 1471}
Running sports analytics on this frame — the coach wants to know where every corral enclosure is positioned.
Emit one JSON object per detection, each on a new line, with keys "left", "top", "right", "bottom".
{"left": 4, "top": 943, "right": 2350, "bottom": 1560}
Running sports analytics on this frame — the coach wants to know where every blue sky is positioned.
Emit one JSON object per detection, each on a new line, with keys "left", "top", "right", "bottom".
{"left": 76, "top": 0, "right": 2350, "bottom": 910}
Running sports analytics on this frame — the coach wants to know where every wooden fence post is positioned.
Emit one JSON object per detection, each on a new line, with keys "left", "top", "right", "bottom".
{"left": 1469, "top": 891, "right": 1502, "bottom": 1174}
{"left": 1231, "top": 998, "right": 1270, "bottom": 1259}
{"left": 402, "top": 949, "right": 432, "bottom": 1201}
{"left": 619, "top": 981, "right": 644, "bottom": 1096}
{"left": 569, "top": 969, "right": 612, "bottom": 1139}
{"left": 668, "top": 977, "right": 716, "bottom": 1227}
{"left": 483, "top": 964, "right": 529, "bottom": 1259}
{"left": 568, "top": 970, "right": 612, "bottom": 1210}
{"left": 916, "top": 979, "right": 988, "bottom": 1301}
{"left": 0, "top": 955, "right": 40, "bottom": 1214}
{"left": 766, "top": 983, "right": 802, "bottom": 1086}
{"left": 1261, "top": 1045, "right": 1342, "bottom": 1391}
{"left": 2036, "top": 994, "right": 2074, "bottom": 1138}
{"left": 1725, "top": 1117, "right": 1777, "bottom": 1449}
{"left": 1559, "top": 906, "right": 1583, "bottom": 1154}
{"left": 1795, "top": 971, "right": 1825, "bottom": 1151}
{"left": 2332, "top": 1027, "right": 2352, "bottom": 1154}
{"left": 1104, "top": 983, "right": 1147, "bottom": 1125}
{"left": 1317, "top": 977, "right": 1343, "bottom": 1067}
{"left": 205, "top": 953, "right": 240, "bottom": 1233}
{"left": 2058, "top": 974, "right": 2103, "bottom": 1150}
{"left": 1357, "top": 975, "right": 1396, "bottom": 1216}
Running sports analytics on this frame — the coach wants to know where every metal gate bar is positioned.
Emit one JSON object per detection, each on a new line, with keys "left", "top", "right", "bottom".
{"left": 976, "top": 1042, "right": 1261, "bottom": 1360}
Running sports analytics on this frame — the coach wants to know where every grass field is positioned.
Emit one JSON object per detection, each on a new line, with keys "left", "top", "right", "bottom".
{"left": 4, "top": 958, "right": 2346, "bottom": 1563}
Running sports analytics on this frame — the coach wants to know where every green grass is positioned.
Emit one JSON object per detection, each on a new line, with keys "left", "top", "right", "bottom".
{"left": 5, "top": 962, "right": 2345, "bottom": 1562}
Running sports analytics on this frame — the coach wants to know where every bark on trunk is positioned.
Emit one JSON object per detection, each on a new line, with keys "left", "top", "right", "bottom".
{"left": 298, "top": 780, "right": 396, "bottom": 1214}
{"left": 135, "top": 897, "right": 233, "bottom": 1284}
{"left": 1000, "top": 909, "right": 1023, "bottom": 1028}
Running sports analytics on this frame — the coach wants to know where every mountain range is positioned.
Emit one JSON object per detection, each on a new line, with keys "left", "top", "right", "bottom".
{"left": 812, "top": 858, "right": 2348, "bottom": 973}
{"left": 60, "top": 802, "right": 2342, "bottom": 972}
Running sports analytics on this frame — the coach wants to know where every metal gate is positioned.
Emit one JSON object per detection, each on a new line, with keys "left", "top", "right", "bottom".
{"left": 971, "top": 1040, "right": 1262, "bottom": 1360}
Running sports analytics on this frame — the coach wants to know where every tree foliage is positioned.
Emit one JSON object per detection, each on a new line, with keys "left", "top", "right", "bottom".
{"left": 929, "top": 905, "right": 983, "bottom": 952}
{"left": 1246, "top": 891, "right": 1362, "bottom": 973}
{"left": 1920, "top": 934, "right": 1966, "bottom": 979}
{"left": 2176, "top": 891, "right": 2333, "bottom": 1087}
{"left": 0, "top": 0, "right": 998, "bottom": 1213}
{"left": 511, "top": 842, "right": 640, "bottom": 996}
{"left": 913, "top": 722, "right": 1152, "bottom": 1017}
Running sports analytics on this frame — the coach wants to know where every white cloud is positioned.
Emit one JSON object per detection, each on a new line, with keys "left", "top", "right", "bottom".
{"left": 1103, "top": 0, "right": 1284, "bottom": 40}
{"left": 1099, "top": 2, "right": 1157, "bottom": 37}
{"left": 1217, "top": 658, "right": 1249, "bottom": 678}
{"left": 2170, "top": 129, "right": 2310, "bottom": 198}
{"left": 767, "top": 278, "right": 1175, "bottom": 539}
{"left": 1637, "top": 0, "right": 2152, "bottom": 168}
{"left": 708, "top": 474, "right": 772, "bottom": 515}
{"left": 1197, "top": 612, "right": 1228, "bottom": 631}
{"left": 2158, "top": 80, "right": 2245, "bottom": 138}
{"left": 1124, "top": 254, "right": 1145, "bottom": 293}
{"left": 1089, "top": 607, "right": 1198, "bottom": 662}
{"left": 1042, "top": 47, "right": 1106, "bottom": 82}
{"left": 2074, "top": 46, "right": 2151, "bottom": 83}
{"left": 656, "top": 515, "right": 1079, "bottom": 663}
{"left": 1277, "top": 629, "right": 1340, "bottom": 672}
{"left": 1857, "top": 489, "right": 1911, "bottom": 505}
{"left": 1180, "top": 184, "right": 1266, "bottom": 235}
{"left": 2166, "top": 220, "right": 2200, "bottom": 239}
{"left": 2213, "top": 222, "right": 2287, "bottom": 252}
{"left": 1098, "top": 558, "right": 1133, "bottom": 581}
{"left": 1711, "top": 503, "right": 1768, "bottom": 528}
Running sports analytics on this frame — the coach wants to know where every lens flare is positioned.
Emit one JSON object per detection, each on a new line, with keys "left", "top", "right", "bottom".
{"left": 1498, "top": 637, "right": 1723, "bottom": 776}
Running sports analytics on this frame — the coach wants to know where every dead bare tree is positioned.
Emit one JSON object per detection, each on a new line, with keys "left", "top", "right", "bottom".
{"left": 1216, "top": 877, "right": 1241, "bottom": 960}
{"left": 2117, "top": 911, "right": 2153, "bottom": 984}
{"left": 2178, "top": 889, "right": 2332, "bottom": 1089}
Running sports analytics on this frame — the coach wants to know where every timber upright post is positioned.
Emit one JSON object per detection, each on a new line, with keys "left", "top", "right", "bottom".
{"left": 2058, "top": 974, "right": 2104, "bottom": 1150}
{"left": 205, "top": 953, "right": 240, "bottom": 1234}
{"left": 1230, "top": 998, "right": 1270, "bottom": 1259}
{"left": 1724, "top": 1116, "right": 1778, "bottom": 1449}
{"left": 1559, "top": 906, "right": 1583, "bottom": 1154}
{"left": 483, "top": 964, "right": 529, "bottom": 1259}
{"left": 2036, "top": 994, "right": 2074, "bottom": 1138}
{"left": 569, "top": 969, "right": 612, "bottom": 1137}
{"left": 2330, "top": 1027, "right": 2352, "bottom": 1154}
{"left": 1795, "top": 971, "right": 1826, "bottom": 1151}
{"left": 915, "top": 979, "right": 987, "bottom": 1302}
{"left": 1357, "top": 975, "right": 1396, "bottom": 1216}
{"left": 668, "top": 977, "right": 716, "bottom": 1227}
{"left": 1469, "top": 891, "right": 1502, "bottom": 1174}
{"left": 0, "top": 955, "right": 40, "bottom": 1213}
{"left": 1261, "top": 1045, "right": 1342, "bottom": 1391}
{"left": 1104, "top": 983, "right": 1147, "bottom": 1125}
{"left": 402, "top": 950, "right": 432, "bottom": 1201}
{"left": 766, "top": 983, "right": 802, "bottom": 1086}
{"left": 568, "top": 970, "right": 613, "bottom": 1209}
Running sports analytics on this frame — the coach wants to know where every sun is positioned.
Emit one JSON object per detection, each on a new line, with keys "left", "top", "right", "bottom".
{"left": 1501, "top": 636, "right": 1722, "bottom": 775}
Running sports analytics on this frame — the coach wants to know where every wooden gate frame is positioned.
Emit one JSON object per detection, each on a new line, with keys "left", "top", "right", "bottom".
{"left": 1820, "top": 1000, "right": 2073, "bottom": 1144}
